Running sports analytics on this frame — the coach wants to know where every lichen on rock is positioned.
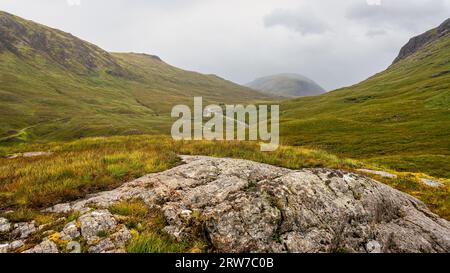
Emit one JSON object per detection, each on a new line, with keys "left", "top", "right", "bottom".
{"left": 1, "top": 156, "right": 449, "bottom": 253}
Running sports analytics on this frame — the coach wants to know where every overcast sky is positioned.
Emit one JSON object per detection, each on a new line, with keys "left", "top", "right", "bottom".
{"left": 0, "top": 0, "right": 449, "bottom": 90}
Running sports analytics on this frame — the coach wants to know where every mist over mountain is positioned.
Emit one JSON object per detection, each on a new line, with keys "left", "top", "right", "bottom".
{"left": 246, "top": 73, "right": 326, "bottom": 98}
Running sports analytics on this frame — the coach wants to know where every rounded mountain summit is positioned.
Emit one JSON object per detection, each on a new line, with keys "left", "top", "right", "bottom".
{"left": 246, "top": 73, "right": 326, "bottom": 98}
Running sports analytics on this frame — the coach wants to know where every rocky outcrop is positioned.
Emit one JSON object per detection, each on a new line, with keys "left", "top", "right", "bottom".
{"left": 1, "top": 156, "right": 449, "bottom": 253}
{"left": 393, "top": 18, "right": 449, "bottom": 64}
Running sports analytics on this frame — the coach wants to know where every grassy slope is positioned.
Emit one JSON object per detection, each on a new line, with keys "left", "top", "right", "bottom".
{"left": 280, "top": 34, "right": 450, "bottom": 178}
{"left": 0, "top": 11, "right": 272, "bottom": 142}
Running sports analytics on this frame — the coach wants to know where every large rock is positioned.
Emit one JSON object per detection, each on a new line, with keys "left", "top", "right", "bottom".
{"left": 43, "top": 155, "right": 450, "bottom": 253}
{"left": 392, "top": 18, "right": 449, "bottom": 64}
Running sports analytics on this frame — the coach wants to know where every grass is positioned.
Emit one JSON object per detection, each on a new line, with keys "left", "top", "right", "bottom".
{"left": 0, "top": 10, "right": 272, "bottom": 143}
{"left": 280, "top": 35, "right": 450, "bottom": 179}
{"left": 0, "top": 135, "right": 448, "bottom": 221}
{"left": 2, "top": 208, "right": 55, "bottom": 225}
{"left": 0, "top": 135, "right": 359, "bottom": 211}
{"left": 360, "top": 172, "right": 449, "bottom": 219}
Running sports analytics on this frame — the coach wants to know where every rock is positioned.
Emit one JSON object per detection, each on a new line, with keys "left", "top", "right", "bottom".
{"left": 357, "top": 169, "right": 397, "bottom": 179}
{"left": 9, "top": 156, "right": 450, "bottom": 253}
{"left": 23, "top": 239, "right": 58, "bottom": 253}
{"left": 66, "top": 241, "right": 81, "bottom": 253}
{"left": 87, "top": 226, "right": 131, "bottom": 253}
{"left": 0, "top": 218, "right": 11, "bottom": 233}
{"left": 366, "top": 241, "right": 382, "bottom": 253}
{"left": 431, "top": 70, "right": 450, "bottom": 78}
{"left": 88, "top": 238, "right": 116, "bottom": 253}
{"left": 43, "top": 203, "right": 72, "bottom": 214}
{"left": 22, "top": 152, "right": 53, "bottom": 158}
{"left": 12, "top": 222, "right": 36, "bottom": 239}
{"left": 60, "top": 221, "right": 80, "bottom": 241}
{"left": 9, "top": 240, "right": 24, "bottom": 250}
{"left": 78, "top": 210, "right": 117, "bottom": 245}
{"left": 0, "top": 243, "right": 9, "bottom": 253}
{"left": 421, "top": 178, "right": 444, "bottom": 188}
{"left": 393, "top": 18, "right": 449, "bottom": 64}
{"left": 8, "top": 151, "right": 53, "bottom": 159}
{"left": 109, "top": 227, "right": 132, "bottom": 249}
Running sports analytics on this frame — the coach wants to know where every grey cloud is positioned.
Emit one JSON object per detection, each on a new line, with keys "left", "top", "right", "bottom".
{"left": 346, "top": 0, "right": 448, "bottom": 31}
{"left": 264, "top": 8, "right": 329, "bottom": 35}
{"left": 366, "top": 29, "right": 387, "bottom": 37}
{"left": 1, "top": 0, "right": 449, "bottom": 91}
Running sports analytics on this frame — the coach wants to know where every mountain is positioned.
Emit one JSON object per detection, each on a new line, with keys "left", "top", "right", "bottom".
{"left": 393, "top": 18, "right": 449, "bottom": 64}
{"left": 246, "top": 73, "right": 326, "bottom": 97}
{"left": 0, "top": 11, "right": 272, "bottom": 142}
{"left": 279, "top": 18, "right": 450, "bottom": 178}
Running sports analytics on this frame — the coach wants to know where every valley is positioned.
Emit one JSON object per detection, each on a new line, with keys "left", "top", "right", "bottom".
{"left": 0, "top": 10, "right": 449, "bottom": 254}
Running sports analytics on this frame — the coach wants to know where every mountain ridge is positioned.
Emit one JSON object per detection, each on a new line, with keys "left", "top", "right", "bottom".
{"left": 0, "top": 10, "right": 273, "bottom": 142}
{"left": 393, "top": 18, "right": 450, "bottom": 64}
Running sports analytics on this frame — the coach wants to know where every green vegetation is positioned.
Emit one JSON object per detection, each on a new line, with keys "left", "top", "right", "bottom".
{"left": 0, "top": 136, "right": 448, "bottom": 220}
{"left": 0, "top": 135, "right": 359, "bottom": 211}
{"left": 0, "top": 11, "right": 271, "bottom": 143}
{"left": 280, "top": 33, "right": 450, "bottom": 179}
{"left": 0, "top": 10, "right": 448, "bottom": 233}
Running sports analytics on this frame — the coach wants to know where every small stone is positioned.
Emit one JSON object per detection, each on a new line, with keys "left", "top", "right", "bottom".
{"left": 78, "top": 210, "right": 117, "bottom": 245}
{"left": 23, "top": 239, "right": 58, "bottom": 253}
{"left": 44, "top": 203, "right": 72, "bottom": 214}
{"left": 60, "top": 221, "right": 80, "bottom": 241}
{"left": 0, "top": 244, "right": 9, "bottom": 253}
{"left": 420, "top": 178, "right": 443, "bottom": 188}
{"left": 9, "top": 240, "right": 24, "bottom": 251}
{"left": 357, "top": 169, "right": 397, "bottom": 179}
{"left": 67, "top": 241, "right": 82, "bottom": 253}
{"left": 0, "top": 218, "right": 11, "bottom": 233}
{"left": 22, "top": 152, "right": 53, "bottom": 158}
{"left": 366, "top": 241, "right": 382, "bottom": 253}
{"left": 181, "top": 210, "right": 193, "bottom": 216}
{"left": 88, "top": 238, "right": 115, "bottom": 253}
{"left": 12, "top": 222, "right": 36, "bottom": 239}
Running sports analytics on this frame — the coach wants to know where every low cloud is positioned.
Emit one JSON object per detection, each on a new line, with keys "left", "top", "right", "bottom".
{"left": 347, "top": 0, "right": 448, "bottom": 31}
{"left": 264, "top": 8, "right": 329, "bottom": 35}
{"left": 366, "top": 29, "right": 387, "bottom": 37}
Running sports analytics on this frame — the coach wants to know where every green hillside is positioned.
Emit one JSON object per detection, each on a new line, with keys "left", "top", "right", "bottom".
{"left": 0, "top": 10, "right": 449, "bottom": 180}
{"left": 0, "top": 11, "right": 272, "bottom": 142}
{"left": 280, "top": 19, "right": 450, "bottom": 178}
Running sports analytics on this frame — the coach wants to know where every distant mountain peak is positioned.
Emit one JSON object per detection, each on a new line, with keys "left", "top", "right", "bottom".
{"left": 393, "top": 18, "right": 449, "bottom": 64}
{"left": 246, "top": 73, "right": 325, "bottom": 98}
